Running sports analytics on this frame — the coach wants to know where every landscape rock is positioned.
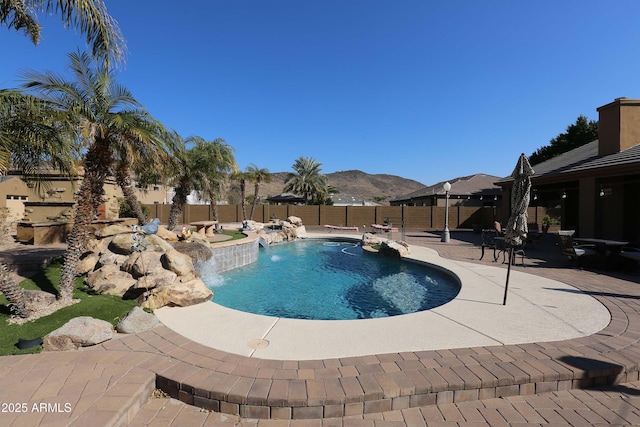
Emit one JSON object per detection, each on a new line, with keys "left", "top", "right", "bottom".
{"left": 362, "top": 233, "right": 384, "bottom": 247}
{"left": 139, "top": 277, "right": 212, "bottom": 310}
{"left": 97, "top": 251, "right": 128, "bottom": 268}
{"left": 380, "top": 240, "right": 410, "bottom": 257}
{"left": 161, "top": 248, "right": 195, "bottom": 276}
{"left": 77, "top": 252, "right": 99, "bottom": 275}
{"left": 185, "top": 230, "right": 209, "bottom": 245}
{"left": 287, "top": 216, "right": 303, "bottom": 226}
{"left": 116, "top": 306, "right": 160, "bottom": 334}
{"left": 43, "top": 316, "right": 114, "bottom": 351}
{"left": 134, "top": 270, "right": 178, "bottom": 289}
{"left": 108, "top": 233, "right": 137, "bottom": 255}
{"left": 140, "top": 234, "right": 174, "bottom": 253}
{"left": 22, "top": 290, "right": 57, "bottom": 313}
{"left": 156, "top": 225, "right": 179, "bottom": 242}
{"left": 85, "top": 264, "right": 137, "bottom": 296}
{"left": 85, "top": 236, "right": 112, "bottom": 255}
{"left": 121, "top": 251, "right": 165, "bottom": 278}
{"left": 172, "top": 241, "right": 213, "bottom": 264}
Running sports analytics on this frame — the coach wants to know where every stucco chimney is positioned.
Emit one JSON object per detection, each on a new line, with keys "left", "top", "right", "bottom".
{"left": 597, "top": 97, "right": 640, "bottom": 156}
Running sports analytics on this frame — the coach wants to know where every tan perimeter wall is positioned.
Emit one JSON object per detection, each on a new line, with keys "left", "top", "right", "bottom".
{"left": 143, "top": 204, "right": 551, "bottom": 231}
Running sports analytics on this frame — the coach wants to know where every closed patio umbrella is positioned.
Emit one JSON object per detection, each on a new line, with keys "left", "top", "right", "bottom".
{"left": 503, "top": 153, "right": 534, "bottom": 305}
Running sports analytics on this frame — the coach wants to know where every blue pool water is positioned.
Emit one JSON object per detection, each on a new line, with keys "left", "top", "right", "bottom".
{"left": 202, "top": 239, "right": 460, "bottom": 320}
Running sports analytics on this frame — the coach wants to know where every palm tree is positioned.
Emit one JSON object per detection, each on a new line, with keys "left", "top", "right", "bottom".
{"left": 312, "top": 184, "right": 339, "bottom": 205}
{"left": 20, "top": 51, "right": 169, "bottom": 302}
{"left": 0, "top": 89, "right": 76, "bottom": 182}
{"left": 245, "top": 164, "right": 272, "bottom": 220}
{"left": 112, "top": 121, "right": 172, "bottom": 225}
{"left": 1, "top": 0, "right": 126, "bottom": 66}
{"left": 165, "top": 134, "right": 194, "bottom": 231}
{"left": 283, "top": 156, "right": 328, "bottom": 204}
{"left": 232, "top": 170, "right": 251, "bottom": 221}
{"left": 113, "top": 162, "right": 147, "bottom": 225}
{"left": 189, "top": 137, "right": 238, "bottom": 222}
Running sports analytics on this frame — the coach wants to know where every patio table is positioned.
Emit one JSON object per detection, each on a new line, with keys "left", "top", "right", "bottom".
{"left": 573, "top": 237, "right": 629, "bottom": 269}
{"left": 190, "top": 220, "right": 218, "bottom": 238}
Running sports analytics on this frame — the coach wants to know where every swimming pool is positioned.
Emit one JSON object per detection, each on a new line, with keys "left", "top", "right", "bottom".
{"left": 202, "top": 239, "right": 461, "bottom": 320}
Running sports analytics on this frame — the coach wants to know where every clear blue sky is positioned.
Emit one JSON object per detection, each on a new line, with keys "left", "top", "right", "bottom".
{"left": 2, "top": 0, "right": 640, "bottom": 186}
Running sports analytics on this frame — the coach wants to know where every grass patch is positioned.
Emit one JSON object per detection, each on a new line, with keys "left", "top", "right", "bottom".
{"left": 211, "top": 229, "right": 246, "bottom": 244}
{"left": 0, "top": 260, "right": 137, "bottom": 356}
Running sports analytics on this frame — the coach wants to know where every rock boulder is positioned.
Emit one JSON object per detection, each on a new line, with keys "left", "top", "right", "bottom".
{"left": 161, "top": 248, "right": 195, "bottom": 276}
{"left": 116, "top": 307, "right": 160, "bottom": 334}
{"left": 139, "top": 277, "right": 212, "bottom": 310}
{"left": 43, "top": 316, "right": 114, "bottom": 351}
{"left": 85, "top": 264, "right": 137, "bottom": 296}
{"left": 379, "top": 240, "right": 410, "bottom": 258}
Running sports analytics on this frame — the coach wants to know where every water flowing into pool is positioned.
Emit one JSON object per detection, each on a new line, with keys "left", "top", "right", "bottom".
{"left": 201, "top": 239, "right": 460, "bottom": 320}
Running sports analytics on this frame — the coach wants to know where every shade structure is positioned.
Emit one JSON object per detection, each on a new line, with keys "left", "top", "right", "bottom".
{"left": 503, "top": 153, "right": 534, "bottom": 305}
{"left": 266, "top": 193, "right": 306, "bottom": 204}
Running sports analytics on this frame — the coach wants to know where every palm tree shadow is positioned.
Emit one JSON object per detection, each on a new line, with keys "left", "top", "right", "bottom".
{"left": 20, "top": 265, "right": 60, "bottom": 297}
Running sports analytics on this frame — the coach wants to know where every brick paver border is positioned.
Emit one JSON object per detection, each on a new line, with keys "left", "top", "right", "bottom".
{"left": 94, "top": 294, "right": 640, "bottom": 421}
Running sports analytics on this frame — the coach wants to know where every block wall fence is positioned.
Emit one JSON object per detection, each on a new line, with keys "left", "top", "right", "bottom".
{"left": 143, "top": 204, "right": 551, "bottom": 231}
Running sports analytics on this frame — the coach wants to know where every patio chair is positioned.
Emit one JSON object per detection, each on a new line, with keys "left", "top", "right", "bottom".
{"left": 556, "top": 232, "right": 596, "bottom": 267}
{"left": 480, "top": 229, "right": 498, "bottom": 261}
{"left": 527, "top": 223, "right": 550, "bottom": 245}
{"left": 620, "top": 250, "right": 640, "bottom": 263}
{"left": 501, "top": 241, "right": 527, "bottom": 266}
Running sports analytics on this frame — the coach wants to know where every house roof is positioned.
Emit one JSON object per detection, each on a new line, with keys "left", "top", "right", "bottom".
{"left": 0, "top": 176, "right": 19, "bottom": 184}
{"left": 391, "top": 173, "right": 503, "bottom": 203}
{"left": 497, "top": 140, "right": 640, "bottom": 185}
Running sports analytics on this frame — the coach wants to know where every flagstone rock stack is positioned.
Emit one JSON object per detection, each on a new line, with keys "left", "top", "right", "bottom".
{"left": 79, "top": 224, "right": 213, "bottom": 310}
{"left": 250, "top": 216, "right": 308, "bottom": 245}
{"left": 360, "top": 232, "right": 410, "bottom": 257}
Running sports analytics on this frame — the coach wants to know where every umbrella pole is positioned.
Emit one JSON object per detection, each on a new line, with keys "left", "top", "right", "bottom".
{"left": 503, "top": 247, "right": 514, "bottom": 305}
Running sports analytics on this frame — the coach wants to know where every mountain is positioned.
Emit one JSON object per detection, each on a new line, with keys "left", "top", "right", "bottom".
{"left": 255, "top": 170, "right": 427, "bottom": 205}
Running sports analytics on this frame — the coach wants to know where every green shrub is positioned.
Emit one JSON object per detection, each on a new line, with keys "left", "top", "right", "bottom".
{"left": 118, "top": 197, "right": 151, "bottom": 219}
{"left": 542, "top": 215, "right": 561, "bottom": 226}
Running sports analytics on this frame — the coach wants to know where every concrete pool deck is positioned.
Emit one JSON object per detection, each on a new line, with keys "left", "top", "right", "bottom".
{"left": 155, "top": 234, "right": 610, "bottom": 360}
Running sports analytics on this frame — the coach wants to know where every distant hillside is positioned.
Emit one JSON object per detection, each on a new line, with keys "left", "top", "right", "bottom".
{"left": 253, "top": 170, "right": 426, "bottom": 205}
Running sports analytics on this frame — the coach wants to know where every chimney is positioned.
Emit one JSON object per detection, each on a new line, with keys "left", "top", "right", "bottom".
{"left": 597, "top": 97, "right": 640, "bottom": 156}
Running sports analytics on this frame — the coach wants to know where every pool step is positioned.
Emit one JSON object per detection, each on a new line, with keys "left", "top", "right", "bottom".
{"left": 147, "top": 326, "right": 639, "bottom": 420}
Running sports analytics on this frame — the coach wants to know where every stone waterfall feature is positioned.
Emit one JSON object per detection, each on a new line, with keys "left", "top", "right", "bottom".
{"left": 79, "top": 224, "right": 213, "bottom": 310}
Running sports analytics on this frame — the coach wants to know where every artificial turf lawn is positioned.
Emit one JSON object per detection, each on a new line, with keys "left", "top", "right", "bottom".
{"left": 0, "top": 260, "right": 138, "bottom": 356}
{"left": 210, "top": 229, "right": 247, "bottom": 243}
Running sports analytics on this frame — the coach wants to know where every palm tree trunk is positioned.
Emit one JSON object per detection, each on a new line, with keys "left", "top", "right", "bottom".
{"left": 167, "top": 186, "right": 189, "bottom": 231}
{"left": 249, "top": 181, "right": 260, "bottom": 220}
{"left": 58, "top": 145, "right": 110, "bottom": 302}
{"left": 115, "top": 165, "right": 147, "bottom": 225}
{"left": 240, "top": 179, "right": 247, "bottom": 221}
{"left": 208, "top": 191, "right": 219, "bottom": 222}
{"left": 0, "top": 264, "right": 30, "bottom": 318}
